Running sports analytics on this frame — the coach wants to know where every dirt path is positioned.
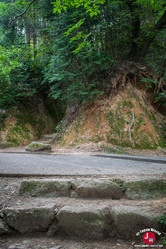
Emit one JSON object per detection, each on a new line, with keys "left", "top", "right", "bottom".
{"left": 0, "top": 141, "right": 166, "bottom": 157}
{"left": 0, "top": 236, "right": 134, "bottom": 249}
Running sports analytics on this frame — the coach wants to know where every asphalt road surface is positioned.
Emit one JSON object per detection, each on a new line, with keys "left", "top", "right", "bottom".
{"left": 0, "top": 153, "right": 166, "bottom": 176}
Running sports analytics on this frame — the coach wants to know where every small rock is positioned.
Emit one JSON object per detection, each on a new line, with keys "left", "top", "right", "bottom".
{"left": 54, "top": 208, "right": 59, "bottom": 214}
{"left": 8, "top": 244, "right": 25, "bottom": 249}
{"left": 32, "top": 245, "right": 41, "bottom": 249}
{"left": 22, "top": 240, "right": 30, "bottom": 244}
{"left": 47, "top": 221, "right": 59, "bottom": 237}
{"left": 0, "top": 240, "right": 6, "bottom": 243}
{"left": 49, "top": 246, "right": 62, "bottom": 249}
{"left": 70, "top": 190, "right": 79, "bottom": 198}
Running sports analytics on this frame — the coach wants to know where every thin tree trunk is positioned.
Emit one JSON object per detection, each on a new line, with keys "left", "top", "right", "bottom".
{"left": 105, "top": 0, "right": 115, "bottom": 59}
{"left": 32, "top": 9, "right": 37, "bottom": 58}
{"left": 125, "top": 0, "right": 140, "bottom": 59}
{"left": 25, "top": 19, "right": 31, "bottom": 46}
{"left": 33, "top": 31, "right": 37, "bottom": 58}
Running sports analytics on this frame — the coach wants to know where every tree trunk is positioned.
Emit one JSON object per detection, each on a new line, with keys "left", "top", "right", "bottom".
{"left": 125, "top": 0, "right": 140, "bottom": 59}
{"left": 105, "top": 0, "right": 115, "bottom": 59}
{"left": 32, "top": 8, "right": 37, "bottom": 58}
{"left": 135, "top": 10, "right": 166, "bottom": 61}
{"left": 124, "top": 0, "right": 166, "bottom": 61}
{"left": 33, "top": 31, "right": 37, "bottom": 58}
{"left": 25, "top": 19, "right": 31, "bottom": 46}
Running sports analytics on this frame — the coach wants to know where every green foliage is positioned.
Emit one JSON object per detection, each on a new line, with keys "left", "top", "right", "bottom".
{"left": 120, "top": 184, "right": 126, "bottom": 192}
{"left": 141, "top": 77, "right": 158, "bottom": 88}
{"left": 0, "top": 45, "right": 40, "bottom": 109}
{"left": 154, "top": 93, "right": 166, "bottom": 104}
{"left": 158, "top": 214, "right": 166, "bottom": 230}
{"left": 0, "top": 113, "right": 6, "bottom": 131}
{"left": 157, "top": 214, "right": 166, "bottom": 245}
{"left": 0, "top": 0, "right": 165, "bottom": 114}
{"left": 53, "top": 0, "right": 105, "bottom": 16}
{"left": 42, "top": 9, "right": 110, "bottom": 104}
{"left": 43, "top": 47, "right": 109, "bottom": 104}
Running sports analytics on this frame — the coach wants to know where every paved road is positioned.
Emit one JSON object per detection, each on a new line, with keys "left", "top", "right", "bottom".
{"left": 0, "top": 153, "right": 166, "bottom": 176}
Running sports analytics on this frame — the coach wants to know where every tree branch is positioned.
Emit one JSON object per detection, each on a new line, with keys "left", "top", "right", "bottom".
{"left": 155, "top": 10, "right": 166, "bottom": 30}
{"left": 135, "top": 10, "right": 166, "bottom": 60}
{"left": 129, "top": 110, "right": 134, "bottom": 142}
{"left": 8, "top": 0, "right": 37, "bottom": 27}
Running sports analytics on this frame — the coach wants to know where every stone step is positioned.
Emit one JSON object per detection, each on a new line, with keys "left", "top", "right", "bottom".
{"left": 40, "top": 134, "right": 54, "bottom": 140}
{"left": 38, "top": 140, "right": 52, "bottom": 144}
{"left": 1, "top": 199, "right": 164, "bottom": 240}
{"left": 19, "top": 177, "right": 166, "bottom": 200}
{"left": 38, "top": 134, "right": 54, "bottom": 144}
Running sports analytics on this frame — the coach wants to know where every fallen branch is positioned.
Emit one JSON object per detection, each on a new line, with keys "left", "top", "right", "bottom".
{"left": 129, "top": 110, "right": 134, "bottom": 142}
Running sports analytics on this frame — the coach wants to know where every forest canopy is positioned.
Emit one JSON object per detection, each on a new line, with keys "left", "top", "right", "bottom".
{"left": 0, "top": 0, "right": 166, "bottom": 109}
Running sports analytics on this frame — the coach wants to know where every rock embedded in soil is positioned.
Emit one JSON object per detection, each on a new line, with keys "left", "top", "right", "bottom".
{"left": 111, "top": 205, "right": 161, "bottom": 239}
{"left": 71, "top": 179, "right": 123, "bottom": 199}
{"left": 25, "top": 142, "right": 51, "bottom": 152}
{"left": 48, "top": 246, "right": 62, "bottom": 249}
{"left": 3, "top": 204, "right": 56, "bottom": 234}
{"left": 19, "top": 179, "right": 71, "bottom": 197}
{"left": 124, "top": 178, "right": 166, "bottom": 200}
{"left": 57, "top": 205, "right": 110, "bottom": 240}
{"left": 0, "top": 218, "right": 12, "bottom": 235}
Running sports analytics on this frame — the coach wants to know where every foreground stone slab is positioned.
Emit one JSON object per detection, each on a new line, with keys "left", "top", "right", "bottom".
{"left": 111, "top": 205, "right": 161, "bottom": 239}
{"left": 19, "top": 179, "right": 71, "bottom": 197}
{"left": 71, "top": 179, "right": 123, "bottom": 199}
{"left": 125, "top": 178, "right": 166, "bottom": 200}
{"left": 25, "top": 142, "right": 51, "bottom": 152}
{"left": 3, "top": 204, "right": 56, "bottom": 234}
{"left": 57, "top": 205, "right": 110, "bottom": 240}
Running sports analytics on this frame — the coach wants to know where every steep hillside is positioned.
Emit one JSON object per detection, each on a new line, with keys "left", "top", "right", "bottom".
{"left": 57, "top": 76, "right": 165, "bottom": 150}
{"left": 0, "top": 99, "right": 64, "bottom": 147}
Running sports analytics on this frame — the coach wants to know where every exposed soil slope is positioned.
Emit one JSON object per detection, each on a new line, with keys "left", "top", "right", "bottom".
{"left": 57, "top": 64, "right": 166, "bottom": 150}
{"left": 0, "top": 99, "right": 64, "bottom": 146}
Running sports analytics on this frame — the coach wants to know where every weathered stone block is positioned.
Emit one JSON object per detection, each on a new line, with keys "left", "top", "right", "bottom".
{"left": 57, "top": 205, "right": 111, "bottom": 240}
{"left": 3, "top": 204, "right": 56, "bottom": 234}
{"left": 111, "top": 205, "right": 161, "bottom": 239}
{"left": 19, "top": 179, "right": 71, "bottom": 197}
{"left": 71, "top": 179, "right": 123, "bottom": 199}
{"left": 125, "top": 178, "right": 166, "bottom": 200}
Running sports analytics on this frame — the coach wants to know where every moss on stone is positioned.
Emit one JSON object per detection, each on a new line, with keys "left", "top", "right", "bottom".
{"left": 19, "top": 181, "right": 39, "bottom": 196}
{"left": 19, "top": 180, "right": 71, "bottom": 197}
{"left": 28, "top": 143, "right": 45, "bottom": 149}
{"left": 125, "top": 178, "right": 166, "bottom": 200}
